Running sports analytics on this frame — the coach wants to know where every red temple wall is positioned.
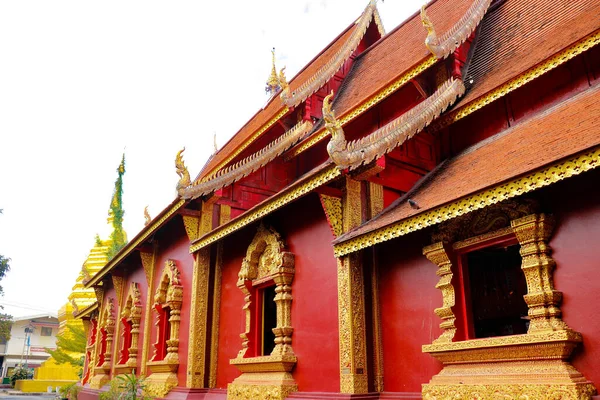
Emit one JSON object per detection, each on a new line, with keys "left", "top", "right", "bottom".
{"left": 541, "top": 170, "right": 600, "bottom": 388}
{"left": 150, "top": 219, "right": 195, "bottom": 385}
{"left": 377, "top": 230, "right": 442, "bottom": 392}
{"left": 216, "top": 195, "right": 340, "bottom": 392}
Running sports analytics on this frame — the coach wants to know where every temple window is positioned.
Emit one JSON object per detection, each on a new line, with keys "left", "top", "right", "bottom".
{"left": 89, "top": 298, "right": 115, "bottom": 389}
{"left": 229, "top": 223, "right": 298, "bottom": 399}
{"left": 82, "top": 317, "right": 97, "bottom": 385}
{"left": 421, "top": 199, "right": 595, "bottom": 398}
{"left": 150, "top": 260, "right": 183, "bottom": 365}
{"left": 96, "top": 327, "right": 107, "bottom": 367}
{"left": 455, "top": 238, "right": 529, "bottom": 339}
{"left": 118, "top": 282, "right": 142, "bottom": 367}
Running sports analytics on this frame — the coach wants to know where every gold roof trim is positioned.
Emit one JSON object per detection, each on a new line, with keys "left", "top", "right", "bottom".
{"left": 85, "top": 199, "right": 186, "bottom": 288}
{"left": 421, "top": 0, "right": 491, "bottom": 59}
{"left": 181, "top": 120, "right": 314, "bottom": 200}
{"left": 280, "top": 1, "right": 378, "bottom": 108}
{"left": 286, "top": 55, "right": 438, "bottom": 160}
{"left": 431, "top": 29, "right": 600, "bottom": 131}
{"left": 326, "top": 78, "right": 465, "bottom": 170}
{"left": 189, "top": 164, "right": 341, "bottom": 253}
{"left": 333, "top": 146, "right": 600, "bottom": 257}
{"left": 73, "top": 302, "right": 98, "bottom": 320}
{"left": 198, "top": 107, "right": 290, "bottom": 183}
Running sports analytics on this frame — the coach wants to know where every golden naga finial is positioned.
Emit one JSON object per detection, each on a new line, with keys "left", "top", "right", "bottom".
{"left": 323, "top": 90, "right": 347, "bottom": 164}
{"left": 279, "top": 67, "right": 289, "bottom": 97}
{"left": 265, "top": 47, "right": 281, "bottom": 96}
{"left": 213, "top": 133, "right": 218, "bottom": 153}
{"left": 421, "top": 5, "right": 438, "bottom": 56}
{"left": 175, "top": 147, "right": 191, "bottom": 196}
{"left": 143, "top": 206, "right": 151, "bottom": 226}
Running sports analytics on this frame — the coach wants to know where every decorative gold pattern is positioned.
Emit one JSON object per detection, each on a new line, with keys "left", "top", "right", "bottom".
{"left": 89, "top": 298, "right": 116, "bottom": 389}
{"left": 266, "top": 47, "right": 282, "bottom": 96}
{"left": 423, "top": 242, "right": 456, "bottom": 343}
{"left": 334, "top": 146, "right": 600, "bottom": 257}
{"left": 280, "top": 1, "right": 378, "bottom": 107}
{"left": 140, "top": 246, "right": 156, "bottom": 376}
{"left": 373, "top": 7, "right": 385, "bottom": 37}
{"left": 189, "top": 165, "right": 342, "bottom": 252}
{"left": 182, "top": 215, "right": 200, "bottom": 242}
{"left": 286, "top": 55, "right": 438, "bottom": 159}
{"left": 187, "top": 247, "right": 211, "bottom": 388}
{"left": 112, "top": 276, "right": 125, "bottom": 309}
{"left": 175, "top": 148, "right": 192, "bottom": 196}
{"left": 120, "top": 282, "right": 142, "bottom": 368}
{"left": 421, "top": 0, "right": 491, "bottom": 59}
{"left": 85, "top": 199, "right": 186, "bottom": 287}
{"left": 229, "top": 225, "right": 297, "bottom": 400}
{"left": 338, "top": 178, "right": 368, "bottom": 394}
{"left": 182, "top": 121, "right": 313, "bottom": 199}
{"left": 326, "top": 78, "right": 465, "bottom": 170}
{"left": 319, "top": 194, "right": 343, "bottom": 237}
{"left": 209, "top": 241, "right": 224, "bottom": 388}
{"left": 431, "top": 29, "right": 600, "bottom": 131}
{"left": 422, "top": 210, "right": 596, "bottom": 398}
{"left": 198, "top": 107, "right": 290, "bottom": 183}
{"left": 423, "top": 383, "right": 596, "bottom": 400}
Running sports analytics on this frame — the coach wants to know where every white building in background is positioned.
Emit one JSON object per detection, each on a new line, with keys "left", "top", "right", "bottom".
{"left": 0, "top": 314, "right": 58, "bottom": 380}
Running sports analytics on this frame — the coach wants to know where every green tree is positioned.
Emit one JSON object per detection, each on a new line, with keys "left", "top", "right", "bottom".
{"left": 0, "top": 209, "right": 12, "bottom": 342}
{"left": 45, "top": 324, "right": 87, "bottom": 373}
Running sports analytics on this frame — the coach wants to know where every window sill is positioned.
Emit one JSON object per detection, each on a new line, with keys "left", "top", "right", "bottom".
{"left": 230, "top": 354, "right": 297, "bottom": 373}
{"left": 423, "top": 330, "right": 582, "bottom": 363}
{"left": 147, "top": 359, "right": 179, "bottom": 373}
{"left": 113, "top": 364, "right": 135, "bottom": 375}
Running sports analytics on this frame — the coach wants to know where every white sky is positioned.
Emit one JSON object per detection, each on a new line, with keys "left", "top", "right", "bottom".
{"left": 0, "top": 0, "right": 421, "bottom": 318}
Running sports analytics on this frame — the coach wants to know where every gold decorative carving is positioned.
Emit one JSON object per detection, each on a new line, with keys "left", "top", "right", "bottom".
{"left": 373, "top": 6, "right": 385, "bottom": 37}
{"left": 175, "top": 148, "right": 192, "bottom": 196}
{"left": 286, "top": 55, "right": 438, "bottom": 160}
{"left": 337, "top": 177, "right": 368, "bottom": 394}
{"left": 219, "top": 204, "right": 231, "bottom": 225}
{"left": 112, "top": 276, "right": 125, "bottom": 309}
{"left": 368, "top": 182, "right": 384, "bottom": 218}
{"left": 139, "top": 251, "right": 154, "bottom": 287}
{"left": 89, "top": 298, "right": 116, "bottom": 389}
{"left": 146, "top": 259, "right": 183, "bottom": 396}
{"left": 512, "top": 214, "right": 571, "bottom": 334}
{"left": 182, "top": 215, "right": 200, "bottom": 242}
{"left": 423, "top": 242, "right": 456, "bottom": 343}
{"left": 181, "top": 121, "right": 313, "bottom": 200}
{"left": 209, "top": 241, "right": 224, "bottom": 388}
{"left": 266, "top": 47, "right": 282, "bottom": 96}
{"left": 334, "top": 146, "right": 600, "bottom": 257}
{"left": 119, "top": 282, "right": 142, "bottom": 368}
{"left": 229, "top": 225, "right": 297, "bottom": 400}
{"left": 187, "top": 248, "right": 210, "bottom": 388}
{"left": 319, "top": 194, "right": 343, "bottom": 237}
{"left": 420, "top": 0, "right": 491, "bottom": 59}
{"left": 86, "top": 199, "right": 186, "bottom": 287}
{"left": 326, "top": 78, "right": 465, "bottom": 170}
{"left": 144, "top": 206, "right": 151, "bottom": 226}
{"left": 199, "top": 107, "right": 290, "bottom": 182}
{"left": 431, "top": 29, "right": 600, "bottom": 131}
{"left": 93, "top": 287, "right": 104, "bottom": 307}
{"left": 422, "top": 211, "right": 596, "bottom": 398}
{"left": 280, "top": 1, "right": 378, "bottom": 108}
{"left": 189, "top": 164, "right": 342, "bottom": 253}
{"left": 145, "top": 373, "right": 178, "bottom": 399}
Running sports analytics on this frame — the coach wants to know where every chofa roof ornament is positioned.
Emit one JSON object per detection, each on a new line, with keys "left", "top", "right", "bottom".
{"left": 175, "top": 148, "right": 191, "bottom": 197}
{"left": 421, "top": 0, "right": 492, "bottom": 59}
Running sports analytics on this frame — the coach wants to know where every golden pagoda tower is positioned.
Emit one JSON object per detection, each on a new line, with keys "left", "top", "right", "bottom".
{"left": 19, "top": 156, "right": 127, "bottom": 392}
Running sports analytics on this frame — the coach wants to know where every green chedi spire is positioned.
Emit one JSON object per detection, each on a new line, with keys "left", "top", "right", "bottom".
{"left": 107, "top": 154, "right": 128, "bottom": 259}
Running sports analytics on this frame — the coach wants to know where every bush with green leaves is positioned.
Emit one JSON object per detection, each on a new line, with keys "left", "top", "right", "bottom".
{"left": 9, "top": 365, "right": 30, "bottom": 387}
{"left": 58, "top": 382, "right": 82, "bottom": 400}
{"left": 98, "top": 373, "right": 152, "bottom": 400}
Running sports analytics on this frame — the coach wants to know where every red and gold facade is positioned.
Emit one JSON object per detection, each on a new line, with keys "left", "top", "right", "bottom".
{"left": 77, "top": 0, "right": 600, "bottom": 399}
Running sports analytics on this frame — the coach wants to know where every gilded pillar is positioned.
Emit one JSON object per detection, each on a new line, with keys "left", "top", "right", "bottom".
{"left": 368, "top": 182, "right": 384, "bottom": 392}
{"left": 186, "top": 200, "right": 215, "bottom": 388}
{"left": 338, "top": 177, "right": 368, "bottom": 394}
{"left": 110, "top": 275, "right": 124, "bottom": 377}
{"left": 423, "top": 242, "right": 456, "bottom": 343}
{"left": 140, "top": 248, "right": 156, "bottom": 376}
{"left": 511, "top": 213, "right": 570, "bottom": 333}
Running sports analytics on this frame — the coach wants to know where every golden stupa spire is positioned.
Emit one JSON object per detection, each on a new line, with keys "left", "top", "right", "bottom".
{"left": 265, "top": 47, "right": 281, "bottom": 96}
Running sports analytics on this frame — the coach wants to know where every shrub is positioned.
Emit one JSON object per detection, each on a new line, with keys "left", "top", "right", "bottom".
{"left": 9, "top": 365, "right": 30, "bottom": 387}
{"left": 59, "top": 382, "right": 82, "bottom": 400}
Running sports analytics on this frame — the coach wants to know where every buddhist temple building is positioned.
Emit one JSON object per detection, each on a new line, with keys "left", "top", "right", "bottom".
{"left": 77, "top": 0, "right": 600, "bottom": 398}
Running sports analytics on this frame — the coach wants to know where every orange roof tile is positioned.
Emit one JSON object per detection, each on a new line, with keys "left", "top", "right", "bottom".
{"left": 334, "top": 82, "right": 600, "bottom": 245}
{"left": 457, "top": 0, "right": 600, "bottom": 107}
